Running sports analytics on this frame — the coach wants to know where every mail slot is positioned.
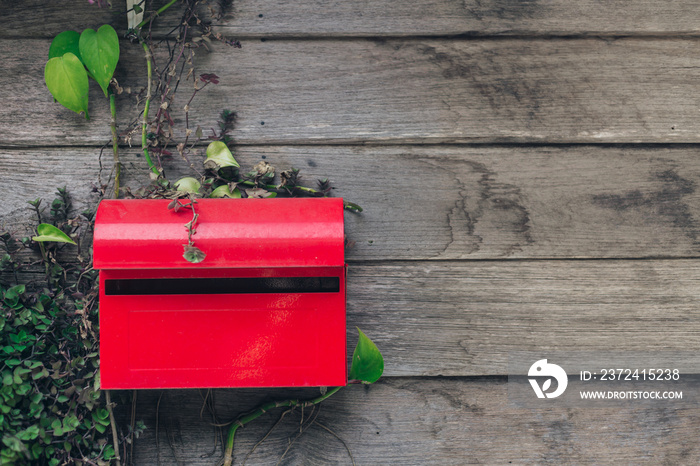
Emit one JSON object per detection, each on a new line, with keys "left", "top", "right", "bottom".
{"left": 93, "top": 198, "right": 347, "bottom": 389}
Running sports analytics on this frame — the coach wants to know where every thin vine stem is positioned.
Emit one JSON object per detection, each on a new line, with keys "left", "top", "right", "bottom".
{"left": 109, "top": 91, "right": 120, "bottom": 197}
{"left": 141, "top": 41, "right": 160, "bottom": 176}
{"left": 222, "top": 386, "right": 343, "bottom": 466}
{"left": 38, "top": 242, "right": 49, "bottom": 280}
{"left": 238, "top": 180, "right": 321, "bottom": 195}
{"left": 135, "top": 0, "right": 180, "bottom": 30}
{"left": 105, "top": 390, "right": 122, "bottom": 466}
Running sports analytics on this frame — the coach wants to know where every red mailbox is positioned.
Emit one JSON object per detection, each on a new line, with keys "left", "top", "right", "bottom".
{"left": 93, "top": 198, "right": 346, "bottom": 389}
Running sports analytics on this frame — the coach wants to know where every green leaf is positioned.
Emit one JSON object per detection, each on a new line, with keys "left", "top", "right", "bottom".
{"left": 210, "top": 185, "right": 242, "bottom": 198}
{"left": 1, "top": 436, "right": 23, "bottom": 452}
{"left": 31, "top": 443, "right": 43, "bottom": 459}
{"left": 204, "top": 141, "right": 239, "bottom": 168}
{"left": 63, "top": 415, "right": 79, "bottom": 432}
{"left": 344, "top": 201, "right": 363, "bottom": 213}
{"left": 17, "top": 425, "right": 39, "bottom": 441}
{"left": 48, "top": 31, "right": 81, "bottom": 61}
{"left": 79, "top": 25, "right": 119, "bottom": 96}
{"left": 44, "top": 53, "right": 89, "bottom": 118}
{"left": 32, "top": 224, "right": 76, "bottom": 245}
{"left": 3, "top": 285, "right": 25, "bottom": 302}
{"left": 13, "top": 367, "right": 31, "bottom": 377}
{"left": 174, "top": 177, "right": 201, "bottom": 194}
{"left": 348, "top": 328, "right": 384, "bottom": 384}
{"left": 13, "top": 374, "right": 23, "bottom": 385}
{"left": 95, "top": 408, "right": 109, "bottom": 421}
{"left": 47, "top": 30, "right": 94, "bottom": 83}
{"left": 183, "top": 245, "right": 206, "bottom": 263}
{"left": 103, "top": 445, "right": 115, "bottom": 460}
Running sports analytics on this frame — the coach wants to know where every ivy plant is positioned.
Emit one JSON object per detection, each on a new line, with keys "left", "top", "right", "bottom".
{"left": 1, "top": 190, "right": 112, "bottom": 465}
{"left": 45, "top": 25, "right": 119, "bottom": 119}
{"left": 45, "top": 25, "right": 122, "bottom": 198}
{"left": 166, "top": 135, "right": 363, "bottom": 264}
{"left": 0, "top": 285, "right": 110, "bottom": 465}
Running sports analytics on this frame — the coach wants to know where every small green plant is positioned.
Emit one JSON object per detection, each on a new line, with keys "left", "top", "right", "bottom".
{"left": 45, "top": 26, "right": 122, "bottom": 198}
{"left": 1, "top": 189, "right": 115, "bottom": 465}
{"left": 199, "top": 136, "right": 362, "bottom": 208}
{"left": 45, "top": 26, "right": 120, "bottom": 119}
{"left": 0, "top": 284, "right": 110, "bottom": 465}
{"left": 164, "top": 136, "right": 363, "bottom": 263}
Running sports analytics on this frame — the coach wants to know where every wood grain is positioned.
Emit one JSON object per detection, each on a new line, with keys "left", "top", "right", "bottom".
{"left": 6, "top": 38, "right": 700, "bottom": 145}
{"left": 124, "top": 377, "right": 700, "bottom": 465}
{"left": 5, "top": 145, "right": 700, "bottom": 260}
{"left": 347, "top": 261, "right": 700, "bottom": 376}
{"left": 9, "top": 0, "right": 700, "bottom": 38}
{"left": 9, "top": 1, "right": 700, "bottom": 463}
{"left": 2, "top": 0, "right": 180, "bottom": 38}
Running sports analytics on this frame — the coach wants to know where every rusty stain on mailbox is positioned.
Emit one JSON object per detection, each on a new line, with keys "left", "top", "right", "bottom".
{"left": 93, "top": 198, "right": 346, "bottom": 389}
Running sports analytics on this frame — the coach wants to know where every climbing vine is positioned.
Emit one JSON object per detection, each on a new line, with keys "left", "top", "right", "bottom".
{"left": 25, "top": 1, "right": 382, "bottom": 464}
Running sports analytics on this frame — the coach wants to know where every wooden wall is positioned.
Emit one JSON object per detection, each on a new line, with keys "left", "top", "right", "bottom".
{"left": 3, "top": 0, "right": 700, "bottom": 463}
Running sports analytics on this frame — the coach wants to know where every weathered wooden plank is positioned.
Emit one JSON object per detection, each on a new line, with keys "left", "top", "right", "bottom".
{"left": 124, "top": 378, "right": 700, "bottom": 465}
{"left": 2, "top": 0, "right": 180, "bottom": 38}
{"left": 347, "top": 261, "right": 700, "bottom": 376}
{"left": 4, "top": 145, "right": 700, "bottom": 261}
{"left": 9, "top": 0, "right": 700, "bottom": 38}
{"left": 0, "top": 148, "right": 104, "bottom": 234}
{"left": 6, "top": 37, "right": 700, "bottom": 146}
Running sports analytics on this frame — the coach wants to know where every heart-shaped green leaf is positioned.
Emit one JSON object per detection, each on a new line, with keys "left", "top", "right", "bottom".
{"left": 205, "top": 141, "right": 240, "bottom": 168}
{"left": 3, "top": 285, "right": 25, "bottom": 302}
{"left": 348, "top": 328, "right": 384, "bottom": 384}
{"left": 49, "top": 30, "right": 96, "bottom": 81}
{"left": 32, "top": 224, "right": 77, "bottom": 245}
{"left": 44, "top": 54, "right": 89, "bottom": 119}
{"left": 49, "top": 31, "right": 81, "bottom": 60}
{"left": 210, "top": 185, "right": 242, "bottom": 198}
{"left": 174, "top": 177, "right": 201, "bottom": 194}
{"left": 79, "top": 25, "right": 119, "bottom": 96}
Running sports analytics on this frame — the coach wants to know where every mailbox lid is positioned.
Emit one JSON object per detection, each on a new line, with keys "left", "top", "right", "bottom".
{"left": 93, "top": 198, "right": 345, "bottom": 269}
